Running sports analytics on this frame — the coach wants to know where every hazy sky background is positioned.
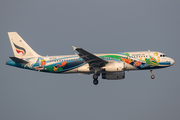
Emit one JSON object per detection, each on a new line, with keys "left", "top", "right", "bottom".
{"left": 0, "top": 0, "right": 180, "bottom": 120}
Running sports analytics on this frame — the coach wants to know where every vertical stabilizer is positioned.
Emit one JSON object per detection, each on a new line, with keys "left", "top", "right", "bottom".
{"left": 8, "top": 32, "right": 40, "bottom": 58}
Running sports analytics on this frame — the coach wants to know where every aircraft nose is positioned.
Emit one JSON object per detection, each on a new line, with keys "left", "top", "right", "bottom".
{"left": 171, "top": 59, "right": 175, "bottom": 65}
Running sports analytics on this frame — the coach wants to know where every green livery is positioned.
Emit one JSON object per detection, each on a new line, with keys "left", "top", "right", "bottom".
{"left": 145, "top": 56, "right": 159, "bottom": 66}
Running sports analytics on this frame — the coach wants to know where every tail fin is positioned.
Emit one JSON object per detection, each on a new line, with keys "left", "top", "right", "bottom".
{"left": 8, "top": 32, "right": 40, "bottom": 58}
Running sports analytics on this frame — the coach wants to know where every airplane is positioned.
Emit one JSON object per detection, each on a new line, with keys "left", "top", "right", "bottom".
{"left": 6, "top": 32, "right": 175, "bottom": 85}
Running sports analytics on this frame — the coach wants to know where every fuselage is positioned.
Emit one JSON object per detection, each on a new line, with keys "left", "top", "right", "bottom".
{"left": 6, "top": 51, "right": 175, "bottom": 74}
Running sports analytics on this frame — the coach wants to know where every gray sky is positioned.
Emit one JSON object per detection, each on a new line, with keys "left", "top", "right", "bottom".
{"left": 0, "top": 0, "right": 180, "bottom": 120}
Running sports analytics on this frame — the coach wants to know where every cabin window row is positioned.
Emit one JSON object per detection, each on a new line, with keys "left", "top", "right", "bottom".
{"left": 131, "top": 56, "right": 148, "bottom": 58}
{"left": 50, "top": 59, "right": 83, "bottom": 62}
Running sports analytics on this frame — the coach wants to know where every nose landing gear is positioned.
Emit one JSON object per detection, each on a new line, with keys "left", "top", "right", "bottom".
{"left": 150, "top": 70, "right": 155, "bottom": 79}
{"left": 151, "top": 75, "right": 155, "bottom": 79}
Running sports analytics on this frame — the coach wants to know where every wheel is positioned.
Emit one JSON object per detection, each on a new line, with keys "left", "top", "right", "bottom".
{"left": 151, "top": 75, "right": 155, "bottom": 79}
{"left": 93, "top": 74, "right": 98, "bottom": 80}
{"left": 93, "top": 79, "right": 99, "bottom": 85}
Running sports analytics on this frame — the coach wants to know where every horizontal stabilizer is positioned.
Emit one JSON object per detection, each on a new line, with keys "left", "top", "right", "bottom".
{"left": 9, "top": 57, "right": 29, "bottom": 64}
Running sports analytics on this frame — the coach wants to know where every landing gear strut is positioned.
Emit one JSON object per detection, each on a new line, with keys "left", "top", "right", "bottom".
{"left": 93, "top": 74, "right": 99, "bottom": 85}
{"left": 150, "top": 70, "right": 155, "bottom": 79}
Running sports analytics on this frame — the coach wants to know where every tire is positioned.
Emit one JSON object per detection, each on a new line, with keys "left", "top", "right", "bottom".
{"left": 93, "top": 79, "right": 99, "bottom": 85}
{"left": 151, "top": 75, "right": 155, "bottom": 79}
{"left": 93, "top": 74, "right": 98, "bottom": 80}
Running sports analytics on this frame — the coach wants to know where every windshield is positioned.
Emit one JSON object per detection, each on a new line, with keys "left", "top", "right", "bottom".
{"left": 160, "top": 54, "right": 168, "bottom": 57}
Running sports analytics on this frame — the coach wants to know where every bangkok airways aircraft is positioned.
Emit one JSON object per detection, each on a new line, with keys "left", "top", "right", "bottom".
{"left": 6, "top": 32, "right": 175, "bottom": 85}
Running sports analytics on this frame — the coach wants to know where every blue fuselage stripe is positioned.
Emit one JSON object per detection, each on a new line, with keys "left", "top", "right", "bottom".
{"left": 159, "top": 62, "right": 171, "bottom": 65}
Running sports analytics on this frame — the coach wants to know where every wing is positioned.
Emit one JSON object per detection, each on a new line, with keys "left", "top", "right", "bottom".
{"left": 72, "top": 46, "right": 108, "bottom": 67}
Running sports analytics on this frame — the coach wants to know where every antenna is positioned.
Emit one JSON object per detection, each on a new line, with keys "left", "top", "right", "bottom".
{"left": 148, "top": 49, "right": 150, "bottom": 56}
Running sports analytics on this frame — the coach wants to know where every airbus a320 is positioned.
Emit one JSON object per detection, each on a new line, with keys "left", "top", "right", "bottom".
{"left": 6, "top": 32, "right": 175, "bottom": 85}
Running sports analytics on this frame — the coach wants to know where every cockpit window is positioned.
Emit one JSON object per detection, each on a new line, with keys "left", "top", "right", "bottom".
{"left": 160, "top": 54, "right": 167, "bottom": 57}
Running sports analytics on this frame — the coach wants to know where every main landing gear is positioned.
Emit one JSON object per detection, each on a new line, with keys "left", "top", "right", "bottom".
{"left": 150, "top": 70, "right": 155, "bottom": 79}
{"left": 93, "top": 74, "right": 99, "bottom": 85}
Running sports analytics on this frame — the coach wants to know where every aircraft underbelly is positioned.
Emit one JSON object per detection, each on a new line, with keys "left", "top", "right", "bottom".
{"left": 126, "top": 64, "right": 137, "bottom": 70}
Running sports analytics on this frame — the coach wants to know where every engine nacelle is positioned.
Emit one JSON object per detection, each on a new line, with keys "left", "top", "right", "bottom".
{"left": 102, "top": 71, "right": 125, "bottom": 80}
{"left": 103, "top": 62, "right": 124, "bottom": 72}
{"left": 78, "top": 64, "right": 91, "bottom": 72}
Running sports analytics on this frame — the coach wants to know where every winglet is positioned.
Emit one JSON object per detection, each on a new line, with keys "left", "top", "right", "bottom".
{"left": 72, "top": 46, "right": 77, "bottom": 50}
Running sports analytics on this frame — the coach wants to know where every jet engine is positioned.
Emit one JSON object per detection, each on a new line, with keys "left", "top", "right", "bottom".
{"left": 102, "top": 62, "right": 124, "bottom": 72}
{"left": 102, "top": 71, "right": 125, "bottom": 80}
{"left": 78, "top": 64, "right": 92, "bottom": 72}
